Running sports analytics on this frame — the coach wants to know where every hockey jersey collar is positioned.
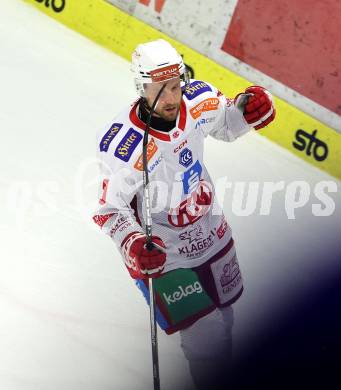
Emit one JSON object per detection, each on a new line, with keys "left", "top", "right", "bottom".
{"left": 129, "top": 99, "right": 187, "bottom": 142}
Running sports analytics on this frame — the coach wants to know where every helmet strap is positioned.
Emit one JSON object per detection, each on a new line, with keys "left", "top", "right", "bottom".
{"left": 139, "top": 98, "right": 154, "bottom": 116}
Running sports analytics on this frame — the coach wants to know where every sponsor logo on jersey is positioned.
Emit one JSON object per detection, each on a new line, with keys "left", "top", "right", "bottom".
{"left": 99, "top": 123, "right": 123, "bottom": 152}
{"left": 110, "top": 215, "right": 132, "bottom": 237}
{"left": 293, "top": 129, "right": 328, "bottom": 162}
{"left": 183, "top": 81, "right": 212, "bottom": 100}
{"left": 147, "top": 155, "right": 163, "bottom": 174}
{"left": 150, "top": 64, "right": 180, "bottom": 82}
{"left": 217, "top": 218, "right": 228, "bottom": 239}
{"left": 134, "top": 151, "right": 163, "bottom": 174}
{"left": 162, "top": 281, "right": 203, "bottom": 305}
{"left": 174, "top": 140, "right": 188, "bottom": 153}
{"left": 134, "top": 138, "right": 158, "bottom": 170}
{"left": 178, "top": 226, "right": 215, "bottom": 258}
{"left": 182, "top": 160, "right": 202, "bottom": 194}
{"left": 168, "top": 180, "right": 212, "bottom": 227}
{"left": 178, "top": 233, "right": 215, "bottom": 258}
{"left": 195, "top": 117, "right": 215, "bottom": 129}
{"left": 114, "top": 128, "right": 142, "bottom": 162}
{"left": 179, "top": 148, "right": 193, "bottom": 168}
{"left": 220, "top": 254, "right": 242, "bottom": 294}
{"left": 190, "top": 98, "right": 220, "bottom": 119}
{"left": 93, "top": 213, "right": 114, "bottom": 228}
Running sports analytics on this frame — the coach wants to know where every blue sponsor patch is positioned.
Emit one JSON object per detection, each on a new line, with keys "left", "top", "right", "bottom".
{"left": 179, "top": 148, "right": 193, "bottom": 168}
{"left": 182, "top": 160, "right": 202, "bottom": 194}
{"left": 99, "top": 123, "right": 123, "bottom": 152}
{"left": 114, "top": 128, "right": 142, "bottom": 162}
{"left": 183, "top": 81, "right": 212, "bottom": 100}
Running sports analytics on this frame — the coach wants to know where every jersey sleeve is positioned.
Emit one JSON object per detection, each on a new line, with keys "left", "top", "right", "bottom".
{"left": 207, "top": 89, "right": 251, "bottom": 142}
{"left": 186, "top": 80, "right": 252, "bottom": 142}
{"left": 92, "top": 122, "right": 145, "bottom": 248}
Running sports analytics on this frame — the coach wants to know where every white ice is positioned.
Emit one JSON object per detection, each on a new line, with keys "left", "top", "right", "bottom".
{"left": 0, "top": 1, "right": 340, "bottom": 389}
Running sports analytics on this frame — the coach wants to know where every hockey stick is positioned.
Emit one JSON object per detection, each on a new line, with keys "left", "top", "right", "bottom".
{"left": 142, "top": 83, "right": 167, "bottom": 390}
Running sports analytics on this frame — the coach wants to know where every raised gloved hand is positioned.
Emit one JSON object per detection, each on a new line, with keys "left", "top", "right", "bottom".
{"left": 235, "top": 86, "right": 276, "bottom": 130}
{"left": 121, "top": 232, "right": 166, "bottom": 279}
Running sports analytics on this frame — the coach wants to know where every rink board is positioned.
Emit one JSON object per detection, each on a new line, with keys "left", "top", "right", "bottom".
{"left": 23, "top": 0, "right": 341, "bottom": 180}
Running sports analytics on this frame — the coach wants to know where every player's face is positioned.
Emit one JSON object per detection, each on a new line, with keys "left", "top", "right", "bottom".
{"left": 144, "top": 77, "right": 182, "bottom": 121}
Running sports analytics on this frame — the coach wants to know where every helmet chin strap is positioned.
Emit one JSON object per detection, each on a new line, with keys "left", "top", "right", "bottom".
{"left": 140, "top": 97, "right": 162, "bottom": 118}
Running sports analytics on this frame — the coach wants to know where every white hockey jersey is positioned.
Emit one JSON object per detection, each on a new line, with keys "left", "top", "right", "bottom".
{"left": 93, "top": 80, "right": 251, "bottom": 273}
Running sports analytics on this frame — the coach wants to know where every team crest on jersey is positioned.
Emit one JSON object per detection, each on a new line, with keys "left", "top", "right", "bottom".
{"left": 114, "top": 128, "right": 142, "bottom": 162}
{"left": 99, "top": 123, "right": 123, "bottom": 152}
{"left": 190, "top": 98, "right": 219, "bottom": 119}
{"left": 134, "top": 138, "right": 158, "bottom": 171}
{"left": 168, "top": 180, "right": 213, "bottom": 228}
{"left": 172, "top": 131, "right": 180, "bottom": 139}
{"left": 183, "top": 81, "right": 212, "bottom": 100}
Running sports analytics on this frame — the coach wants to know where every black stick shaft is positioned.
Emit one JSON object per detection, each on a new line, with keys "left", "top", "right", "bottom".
{"left": 142, "top": 83, "right": 166, "bottom": 390}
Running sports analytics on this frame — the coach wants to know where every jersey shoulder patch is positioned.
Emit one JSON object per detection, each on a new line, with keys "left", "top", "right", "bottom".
{"left": 99, "top": 123, "right": 123, "bottom": 152}
{"left": 182, "top": 80, "right": 212, "bottom": 101}
{"left": 114, "top": 127, "right": 143, "bottom": 162}
{"left": 98, "top": 104, "right": 144, "bottom": 164}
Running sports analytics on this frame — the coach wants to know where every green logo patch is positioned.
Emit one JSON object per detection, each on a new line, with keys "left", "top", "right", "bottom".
{"left": 154, "top": 268, "right": 213, "bottom": 324}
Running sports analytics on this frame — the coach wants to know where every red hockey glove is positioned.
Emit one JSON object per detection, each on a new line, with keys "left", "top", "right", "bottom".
{"left": 235, "top": 86, "right": 276, "bottom": 130}
{"left": 121, "top": 232, "right": 166, "bottom": 279}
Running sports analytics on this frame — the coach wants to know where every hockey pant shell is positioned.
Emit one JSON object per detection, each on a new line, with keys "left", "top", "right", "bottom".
{"left": 135, "top": 238, "right": 243, "bottom": 334}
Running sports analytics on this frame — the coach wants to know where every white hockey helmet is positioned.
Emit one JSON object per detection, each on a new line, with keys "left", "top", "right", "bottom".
{"left": 131, "top": 39, "right": 189, "bottom": 97}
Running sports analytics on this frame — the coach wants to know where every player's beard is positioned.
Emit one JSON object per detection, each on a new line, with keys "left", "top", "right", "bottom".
{"left": 155, "top": 103, "right": 180, "bottom": 122}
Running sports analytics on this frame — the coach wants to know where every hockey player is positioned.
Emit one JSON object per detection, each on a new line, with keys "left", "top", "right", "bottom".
{"left": 93, "top": 39, "right": 275, "bottom": 388}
